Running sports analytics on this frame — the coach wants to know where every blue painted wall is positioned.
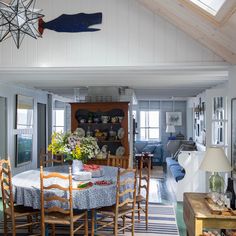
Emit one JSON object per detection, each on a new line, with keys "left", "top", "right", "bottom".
{"left": 134, "top": 100, "right": 187, "bottom": 161}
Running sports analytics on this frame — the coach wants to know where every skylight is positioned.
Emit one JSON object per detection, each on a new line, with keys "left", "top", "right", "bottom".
{"left": 190, "top": 0, "right": 226, "bottom": 15}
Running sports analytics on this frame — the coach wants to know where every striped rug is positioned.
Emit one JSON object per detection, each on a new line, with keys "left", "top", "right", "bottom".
{"left": 0, "top": 203, "right": 179, "bottom": 236}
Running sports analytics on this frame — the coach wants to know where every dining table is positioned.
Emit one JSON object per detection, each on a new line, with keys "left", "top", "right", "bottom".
{"left": 12, "top": 165, "right": 133, "bottom": 235}
{"left": 12, "top": 165, "right": 121, "bottom": 210}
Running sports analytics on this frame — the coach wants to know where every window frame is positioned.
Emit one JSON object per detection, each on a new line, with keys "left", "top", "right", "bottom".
{"left": 139, "top": 110, "right": 160, "bottom": 141}
{"left": 53, "top": 108, "right": 65, "bottom": 132}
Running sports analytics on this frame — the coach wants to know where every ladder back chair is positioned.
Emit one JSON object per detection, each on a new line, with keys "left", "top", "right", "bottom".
{"left": 40, "top": 166, "right": 88, "bottom": 236}
{"left": 40, "top": 149, "right": 64, "bottom": 167}
{"left": 107, "top": 153, "right": 129, "bottom": 169}
{"left": 94, "top": 168, "right": 137, "bottom": 236}
{"left": 136, "top": 154, "right": 151, "bottom": 229}
{"left": 0, "top": 159, "right": 40, "bottom": 236}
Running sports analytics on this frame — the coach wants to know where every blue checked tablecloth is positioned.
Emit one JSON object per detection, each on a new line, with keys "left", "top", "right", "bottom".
{"left": 12, "top": 165, "right": 134, "bottom": 210}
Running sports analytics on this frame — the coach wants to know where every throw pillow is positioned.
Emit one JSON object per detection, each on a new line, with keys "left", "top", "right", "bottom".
{"left": 142, "top": 144, "right": 156, "bottom": 154}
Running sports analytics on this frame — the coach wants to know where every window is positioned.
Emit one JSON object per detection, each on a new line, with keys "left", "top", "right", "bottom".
{"left": 211, "top": 96, "right": 228, "bottom": 152}
{"left": 53, "top": 109, "right": 65, "bottom": 132}
{"left": 140, "top": 111, "right": 160, "bottom": 140}
{"left": 190, "top": 0, "right": 226, "bottom": 15}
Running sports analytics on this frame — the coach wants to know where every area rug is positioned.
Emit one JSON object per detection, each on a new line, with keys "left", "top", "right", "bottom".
{"left": 0, "top": 203, "right": 179, "bottom": 236}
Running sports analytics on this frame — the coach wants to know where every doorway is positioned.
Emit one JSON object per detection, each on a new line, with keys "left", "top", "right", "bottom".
{"left": 37, "top": 103, "right": 46, "bottom": 168}
{"left": 0, "top": 97, "right": 7, "bottom": 159}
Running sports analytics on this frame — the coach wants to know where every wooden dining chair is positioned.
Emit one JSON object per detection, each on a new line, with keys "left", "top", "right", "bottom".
{"left": 107, "top": 153, "right": 129, "bottom": 168}
{"left": 94, "top": 168, "right": 137, "bottom": 236}
{"left": 0, "top": 159, "right": 40, "bottom": 236}
{"left": 40, "top": 149, "right": 64, "bottom": 167}
{"left": 136, "top": 154, "right": 151, "bottom": 230}
{"left": 40, "top": 165, "right": 88, "bottom": 236}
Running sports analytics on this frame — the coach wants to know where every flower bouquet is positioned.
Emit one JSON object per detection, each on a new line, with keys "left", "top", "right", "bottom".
{"left": 48, "top": 129, "right": 100, "bottom": 163}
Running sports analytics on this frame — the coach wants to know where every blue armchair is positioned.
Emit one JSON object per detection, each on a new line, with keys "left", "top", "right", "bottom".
{"left": 135, "top": 141, "right": 164, "bottom": 166}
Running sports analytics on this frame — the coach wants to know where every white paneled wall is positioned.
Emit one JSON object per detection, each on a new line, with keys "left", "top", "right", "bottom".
{"left": 0, "top": 0, "right": 224, "bottom": 67}
{"left": 0, "top": 82, "right": 48, "bottom": 175}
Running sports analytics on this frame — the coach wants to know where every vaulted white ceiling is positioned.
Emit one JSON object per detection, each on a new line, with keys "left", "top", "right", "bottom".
{"left": 138, "top": 0, "right": 236, "bottom": 64}
{"left": 0, "top": 0, "right": 232, "bottom": 98}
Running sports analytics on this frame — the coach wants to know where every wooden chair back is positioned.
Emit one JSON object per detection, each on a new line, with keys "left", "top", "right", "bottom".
{"left": 107, "top": 153, "right": 129, "bottom": 169}
{"left": 40, "top": 149, "right": 64, "bottom": 167}
{"left": 138, "top": 155, "right": 151, "bottom": 202}
{"left": 0, "top": 159, "right": 14, "bottom": 217}
{"left": 1, "top": 159, "right": 40, "bottom": 235}
{"left": 116, "top": 168, "right": 137, "bottom": 211}
{"left": 40, "top": 166, "right": 73, "bottom": 232}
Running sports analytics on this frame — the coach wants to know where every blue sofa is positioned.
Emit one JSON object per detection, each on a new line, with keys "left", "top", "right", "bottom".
{"left": 135, "top": 141, "right": 164, "bottom": 166}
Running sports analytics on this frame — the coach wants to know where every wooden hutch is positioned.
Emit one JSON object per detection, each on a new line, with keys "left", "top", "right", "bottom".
{"left": 70, "top": 102, "right": 129, "bottom": 159}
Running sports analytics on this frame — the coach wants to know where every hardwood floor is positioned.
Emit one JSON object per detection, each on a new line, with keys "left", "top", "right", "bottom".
{"left": 148, "top": 167, "right": 186, "bottom": 236}
{"left": 148, "top": 167, "right": 176, "bottom": 204}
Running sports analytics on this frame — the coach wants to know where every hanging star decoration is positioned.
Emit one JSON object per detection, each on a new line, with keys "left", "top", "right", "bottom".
{"left": 0, "top": 0, "right": 44, "bottom": 49}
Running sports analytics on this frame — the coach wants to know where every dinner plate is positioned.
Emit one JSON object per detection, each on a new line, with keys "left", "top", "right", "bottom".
{"left": 73, "top": 171, "right": 92, "bottom": 181}
{"left": 116, "top": 146, "right": 125, "bottom": 156}
{"left": 75, "top": 128, "right": 85, "bottom": 138}
{"left": 117, "top": 128, "right": 125, "bottom": 139}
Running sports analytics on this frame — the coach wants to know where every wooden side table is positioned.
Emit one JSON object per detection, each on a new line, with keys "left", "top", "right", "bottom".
{"left": 183, "top": 193, "right": 236, "bottom": 236}
{"left": 135, "top": 153, "right": 153, "bottom": 169}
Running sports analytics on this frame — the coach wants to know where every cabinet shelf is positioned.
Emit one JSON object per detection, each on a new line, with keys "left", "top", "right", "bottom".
{"left": 70, "top": 102, "right": 129, "bottom": 156}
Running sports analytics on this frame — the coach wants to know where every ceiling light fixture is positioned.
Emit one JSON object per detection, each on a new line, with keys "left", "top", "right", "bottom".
{"left": 0, "top": 0, "right": 44, "bottom": 49}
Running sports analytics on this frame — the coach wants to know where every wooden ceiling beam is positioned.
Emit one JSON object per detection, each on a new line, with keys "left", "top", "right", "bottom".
{"left": 138, "top": 0, "right": 236, "bottom": 64}
{"left": 179, "top": 0, "right": 236, "bottom": 26}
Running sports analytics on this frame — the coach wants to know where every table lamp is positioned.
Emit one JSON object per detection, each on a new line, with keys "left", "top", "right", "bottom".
{"left": 166, "top": 125, "right": 176, "bottom": 138}
{"left": 200, "top": 146, "right": 232, "bottom": 193}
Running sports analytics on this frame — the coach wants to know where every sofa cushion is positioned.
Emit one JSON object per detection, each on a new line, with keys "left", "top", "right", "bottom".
{"left": 166, "top": 157, "right": 179, "bottom": 167}
{"left": 169, "top": 165, "right": 185, "bottom": 182}
{"left": 142, "top": 144, "right": 156, "bottom": 154}
{"left": 135, "top": 141, "right": 148, "bottom": 153}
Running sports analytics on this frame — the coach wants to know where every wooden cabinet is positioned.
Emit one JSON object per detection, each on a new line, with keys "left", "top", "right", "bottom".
{"left": 70, "top": 102, "right": 129, "bottom": 156}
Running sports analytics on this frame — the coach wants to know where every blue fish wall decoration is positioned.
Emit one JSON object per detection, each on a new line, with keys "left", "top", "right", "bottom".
{"left": 39, "top": 12, "right": 102, "bottom": 35}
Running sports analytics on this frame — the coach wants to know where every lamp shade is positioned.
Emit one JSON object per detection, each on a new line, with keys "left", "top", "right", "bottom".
{"left": 200, "top": 147, "right": 232, "bottom": 172}
{"left": 166, "top": 125, "right": 176, "bottom": 133}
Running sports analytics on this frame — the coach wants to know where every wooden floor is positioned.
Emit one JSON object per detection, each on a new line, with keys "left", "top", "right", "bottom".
{"left": 143, "top": 166, "right": 176, "bottom": 204}
{"left": 147, "top": 167, "right": 186, "bottom": 236}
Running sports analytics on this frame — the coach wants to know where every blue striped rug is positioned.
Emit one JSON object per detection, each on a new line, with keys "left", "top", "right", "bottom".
{"left": 0, "top": 203, "right": 179, "bottom": 236}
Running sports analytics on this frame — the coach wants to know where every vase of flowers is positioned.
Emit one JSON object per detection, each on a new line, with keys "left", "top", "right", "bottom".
{"left": 48, "top": 129, "right": 100, "bottom": 173}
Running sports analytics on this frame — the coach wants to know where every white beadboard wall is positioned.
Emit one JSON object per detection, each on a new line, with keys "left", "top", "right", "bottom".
{"left": 0, "top": 0, "right": 224, "bottom": 67}
{"left": 0, "top": 82, "right": 48, "bottom": 175}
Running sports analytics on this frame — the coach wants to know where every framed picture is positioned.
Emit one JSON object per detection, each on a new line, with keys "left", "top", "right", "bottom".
{"left": 15, "top": 94, "right": 34, "bottom": 166}
{"left": 16, "top": 94, "right": 34, "bottom": 129}
{"left": 166, "top": 112, "right": 182, "bottom": 126}
{"left": 16, "top": 134, "right": 33, "bottom": 166}
{"left": 231, "top": 98, "right": 236, "bottom": 174}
